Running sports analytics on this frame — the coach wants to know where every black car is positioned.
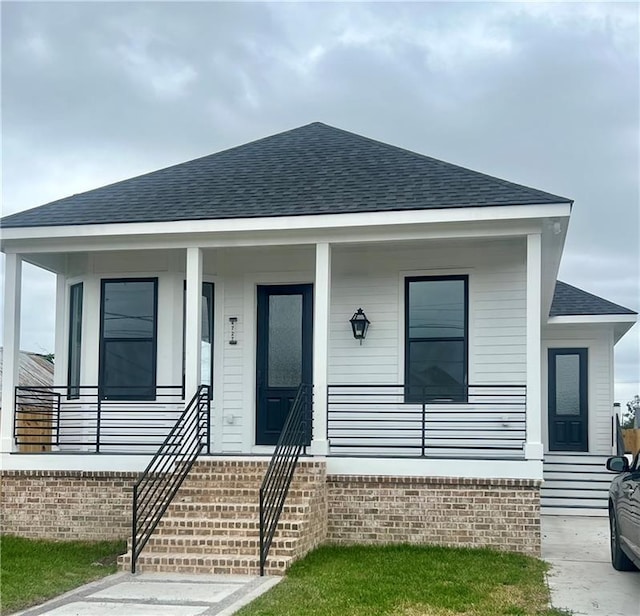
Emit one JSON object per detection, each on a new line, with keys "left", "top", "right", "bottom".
{"left": 606, "top": 453, "right": 640, "bottom": 571}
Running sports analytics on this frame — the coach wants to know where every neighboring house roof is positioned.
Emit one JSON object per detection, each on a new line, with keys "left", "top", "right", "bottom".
{"left": 0, "top": 122, "right": 572, "bottom": 229}
{"left": 550, "top": 281, "right": 637, "bottom": 317}
{"left": 0, "top": 349, "right": 54, "bottom": 405}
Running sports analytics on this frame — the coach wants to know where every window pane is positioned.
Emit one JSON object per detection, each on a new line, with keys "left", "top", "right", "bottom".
{"left": 102, "top": 340, "right": 154, "bottom": 399}
{"left": 103, "top": 281, "right": 155, "bottom": 338}
{"left": 67, "top": 283, "right": 83, "bottom": 398}
{"left": 408, "top": 340, "right": 465, "bottom": 400}
{"left": 555, "top": 354, "right": 580, "bottom": 416}
{"left": 201, "top": 283, "right": 214, "bottom": 388}
{"left": 409, "top": 279, "right": 465, "bottom": 338}
{"left": 268, "top": 294, "right": 302, "bottom": 388}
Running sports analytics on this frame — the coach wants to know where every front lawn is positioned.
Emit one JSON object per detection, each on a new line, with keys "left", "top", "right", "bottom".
{"left": 237, "top": 544, "right": 567, "bottom": 616}
{"left": 0, "top": 535, "right": 126, "bottom": 615}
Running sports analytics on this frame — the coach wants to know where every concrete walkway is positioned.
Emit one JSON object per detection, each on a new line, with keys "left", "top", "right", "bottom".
{"left": 542, "top": 515, "right": 640, "bottom": 616}
{"left": 15, "top": 572, "right": 281, "bottom": 616}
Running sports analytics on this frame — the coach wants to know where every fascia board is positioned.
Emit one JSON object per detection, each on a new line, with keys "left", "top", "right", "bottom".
{"left": 0, "top": 202, "right": 572, "bottom": 244}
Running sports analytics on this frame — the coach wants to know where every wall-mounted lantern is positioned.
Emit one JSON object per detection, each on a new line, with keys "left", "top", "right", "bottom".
{"left": 349, "top": 308, "right": 370, "bottom": 345}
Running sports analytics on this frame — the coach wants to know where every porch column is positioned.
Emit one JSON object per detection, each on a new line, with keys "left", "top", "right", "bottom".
{"left": 184, "top": 247, "right": 203, "bottom": 400}
{"left": 525, "top": 233, "right": 543, "bottom": 460}
{"left": 310, "top": 242, "right": 331, "bottom": 455}
{"left": 1, "top": 254, "right": 22, "bottom": 453}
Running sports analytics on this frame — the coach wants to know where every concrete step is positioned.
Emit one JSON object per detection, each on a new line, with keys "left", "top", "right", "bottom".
{"left": 118, "top": 551, "right": 291, "bottom": 576}
{"left": 541, "top": 478, "right": 612, "bottom": 491}
{"left": 543, "top": 469, "right": 613, "bottom": 481}
{"left": 541, "top": 496, "right": 608, "bottom": 510}
{"left": 544, "top": 453, "right": 611, "bottom": 461}
{"left": 541, "top": 488, "right": 610, "bottom": 500}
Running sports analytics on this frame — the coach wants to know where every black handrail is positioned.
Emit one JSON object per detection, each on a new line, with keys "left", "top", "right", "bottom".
{"left": 259, "top": 383, "right": 311, "bottom": 576}
{"left": 14, "top": 385, "right": 185, "bottom": 452}
{"left": 615, "top": 413, "right": 626, "bottom": 456}
{"left": 131, "top": 385, "right": 210, "bottom": 573}
{"left": 328, "top": 383, "right": 526, "bottom": 459}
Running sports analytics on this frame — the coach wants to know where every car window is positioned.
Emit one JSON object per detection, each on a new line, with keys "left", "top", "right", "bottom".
{"left": 633, "top": 453, "right": 640, "bottom": 471}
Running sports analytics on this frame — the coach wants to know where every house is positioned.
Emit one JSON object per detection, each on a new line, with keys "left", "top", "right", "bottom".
{"left": 1, "top": 122, "right": 637, "bottom": 573}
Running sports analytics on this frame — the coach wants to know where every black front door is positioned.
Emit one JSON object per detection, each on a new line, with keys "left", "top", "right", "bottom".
{"left": 548, "top": 348, "right": 588, "bottom": 451}
{"left": 256, "top": 284, "right": 313, "bottom": 445}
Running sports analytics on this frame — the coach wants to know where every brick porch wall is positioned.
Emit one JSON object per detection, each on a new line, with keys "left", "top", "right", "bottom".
{"left": 0, "top": 470, "right": 137, "bottom": 541}
{"left": 326, "top": 475, "right": 542, "bottom": 556}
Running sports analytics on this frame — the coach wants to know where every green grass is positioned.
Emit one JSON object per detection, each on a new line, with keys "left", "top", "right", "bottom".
{"left": 0, "top": 535, "right": 126, "bottom": 615}
{"left": 237, "top": 544, "right": 570, "bottom": 616}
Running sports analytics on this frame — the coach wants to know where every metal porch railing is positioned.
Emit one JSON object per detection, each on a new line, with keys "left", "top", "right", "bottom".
{"left": 327, "top": 384, "right": 527, "bottom": 459}
{"left": 259, "top": 383, "right": 311, "bottom": 576}
{"left": 131, "top": 384, "right": 210, "bottom": 573}
{"left": 14, "top": 385, "right": 184, "bottom": 453}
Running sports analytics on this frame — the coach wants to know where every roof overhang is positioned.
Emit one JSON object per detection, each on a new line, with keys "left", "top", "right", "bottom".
{"left": 546, "top": 314, "right": 638, "bottom": 344}
{"left": 1, "top": 201, "right": 571, "bottom": 248}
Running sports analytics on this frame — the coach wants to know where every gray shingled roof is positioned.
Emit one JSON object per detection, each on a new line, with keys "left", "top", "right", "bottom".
{"left": 1, "top": 122, "right": 572, "bottom": 229}
{"left": 550, "top": 281, "right": 637, "bottom": 317}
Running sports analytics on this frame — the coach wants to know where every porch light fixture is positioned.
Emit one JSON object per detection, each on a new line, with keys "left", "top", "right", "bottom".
{"left": 349, "top": 308, "right": 370, "bottom": 345}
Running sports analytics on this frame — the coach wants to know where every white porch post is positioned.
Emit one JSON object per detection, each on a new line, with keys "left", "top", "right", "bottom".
{"left": 1, "top": 254, "right": 22, "bottom": 453}
{"left": 184, "top": 247, "right": 203, "bottom": 400}
{"left": 309, "top": 242, "right": 331, "bottom": 455}
{"left": 525, "top": 233, "right": 544, "bottom": 460}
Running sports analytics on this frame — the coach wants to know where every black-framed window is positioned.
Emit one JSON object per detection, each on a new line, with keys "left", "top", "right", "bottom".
{"left": 99, "top": 278, "right": 158, "bottom": 400}
{"left": 405, "top": 276, "right": 468, "bottom": 402}
{"left": 67, "top": 283, "right": 83, "bottom": 399}
{"left": 182, "top": 282, "right": 215, "bottom": 398}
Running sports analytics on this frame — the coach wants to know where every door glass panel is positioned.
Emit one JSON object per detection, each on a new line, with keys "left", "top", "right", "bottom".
{"left": 555, "top": 354, "right": 580, "bottom": 415}
{"left": 268, "top": 294, "right": 302, "bottom": 388}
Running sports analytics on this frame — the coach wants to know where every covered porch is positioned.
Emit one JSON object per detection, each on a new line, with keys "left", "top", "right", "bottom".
{"left": 2, "top": 225, "right": 549, "bottom": 474}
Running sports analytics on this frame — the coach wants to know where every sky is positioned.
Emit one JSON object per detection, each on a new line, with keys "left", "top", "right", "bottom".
{"left": 1, "top": 1, "right": 639, "bottom": 404}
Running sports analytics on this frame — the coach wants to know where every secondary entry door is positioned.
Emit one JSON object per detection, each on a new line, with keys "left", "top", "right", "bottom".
{"left": 256, "top": 284, "right": 313, "bottom": 445}
{"left": 548, "top": 348, "right": 588, "bottom": 451}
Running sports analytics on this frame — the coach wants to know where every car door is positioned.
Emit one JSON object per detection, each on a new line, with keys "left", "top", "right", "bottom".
{"left": 618, "top": 453, "right": 640, "bottom": 560}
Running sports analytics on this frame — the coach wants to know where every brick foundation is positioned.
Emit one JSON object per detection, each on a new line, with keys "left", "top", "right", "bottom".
{"left": 0, "top": 470, "right": 137, "bottom": 541}
{"left": 327, "top": 475, "right": 541, "bottom": 556}
{"left": 0, "top": 468, "right": 541, "bottom": 559}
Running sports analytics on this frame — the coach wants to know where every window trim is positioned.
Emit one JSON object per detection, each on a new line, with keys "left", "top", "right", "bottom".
{"left": 99, "top": 277, "right": 158, "bottom": 401}
{"left": 67, "top": 282, "right": 83, "bottom": 400}
{"left": 404, "top": 275, "right": 469, "bottom": 403}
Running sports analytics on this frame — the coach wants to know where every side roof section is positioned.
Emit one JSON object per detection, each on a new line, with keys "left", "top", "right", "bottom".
{"left": 550, "top": 281, "right": 637, "bottom": 317}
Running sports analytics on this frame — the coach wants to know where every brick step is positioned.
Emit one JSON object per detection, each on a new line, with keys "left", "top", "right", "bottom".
{"left": 117, "top": 551, "right": 290, "bottom": 576}
{"left": 137, "top": 534, "right": 295, "bottom": 557}
{"left": 171, "top": 490, "right": 309, "bottom": 505}
{"left": 164, "top": 502, "right": 308, "bottom": 518}
{"left": 154, "top": 517, "right": 303, "bottom": 535}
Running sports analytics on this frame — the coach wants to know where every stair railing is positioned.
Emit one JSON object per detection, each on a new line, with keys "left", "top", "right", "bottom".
{"left": 259, "top": 383, "right": 311, "bottom": 576}
{"left": 131, "top": 384, "right": 210, "bottom": 573}
{"left": 615, "top": 412, "right": 626, "bottom": 456}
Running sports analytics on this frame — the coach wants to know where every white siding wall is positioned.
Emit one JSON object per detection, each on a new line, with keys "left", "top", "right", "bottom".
{"left": 542, "top": 324, "right": 615, "bottom": 455}
{"left": 329, "top": 238, "right": 527, "bottom": 387}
